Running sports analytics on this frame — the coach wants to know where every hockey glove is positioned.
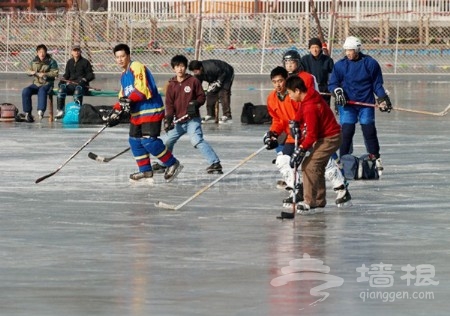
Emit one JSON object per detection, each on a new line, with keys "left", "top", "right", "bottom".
{"left": 78, "top": 78, "right": 88, "bottom": 87}
{"left": 106, "top": 108, "right": 122, "bottom": 127}
{"left": 164, "top": 116, "right": 174, "bottom": 133}
{"left": 263, "top": 131, "right": 279, "bottom": 150}
{"left": 290, "top": 148, "right": 307, "bottom": 168}
{"left": 207, "top": 80, "right": 221, "bottom": 93}
{"left": 333, "top": 87, "right": 347, "bottom": 106}
{"left": 187, "top": 100, "right": 199, "bottom": 117}
{"left": 377, "top": 95, "right": 392, "bottom": 113}
{"left": 118, "top": 97, "right": 132, "bottom": 113}
{"left": 289, "top": 120, "right": 300, "bottom": 139}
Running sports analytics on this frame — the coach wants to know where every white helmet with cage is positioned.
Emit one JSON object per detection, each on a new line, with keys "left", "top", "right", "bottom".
{"left": 343, "top": 36, "right": 362, "bottom": 53}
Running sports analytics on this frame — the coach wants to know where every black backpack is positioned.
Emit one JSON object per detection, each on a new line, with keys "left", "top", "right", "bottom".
{"left": 341, "top": 154, "right": 379, "bottom": 180}
{"left": 240, "top": 102, "right": 271, "bottom": 124}
{"left": 79, "top": 104, "right": 129, "bottom": 124}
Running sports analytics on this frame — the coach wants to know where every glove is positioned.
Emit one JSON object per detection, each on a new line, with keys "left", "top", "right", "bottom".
{"left": 377, "top": 95, "right": 392, "bottom": 113}
{"left": 263, "top": 131, "right": 279, "bottom": 150}
{"left": 118, "top": 97, "right": 131, "bottom": 113}
{"left": 289, "top": 120, "right": 300, "bottom": 139}
{"left": 333, "top": 87, "right": 347, "bottom": 106}
{"left": 164, "top": 116, "right": 174, "bottom": 133}
{"left": 290, "top": 148, "right": 307, "bottom": 168}
{"left": 187, "top": 100, "right": 199, "bottom": 117}
{"left": 78, "top": 78, "right": 88, "bottom": 87}
{"left": 207, "top": 80, "right": 221, "bottom": 93}
{"left": 106, "top": 108, "right": 122, "bottom": 127}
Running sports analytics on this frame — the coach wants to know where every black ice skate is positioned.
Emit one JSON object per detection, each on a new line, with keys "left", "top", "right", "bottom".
{"left": 164, "top": 160, "right": 183, "bottom": 182}
{"left": 129, "top": 171, "right": 154, "bottom": 184}
{"left": 334, "top": 184, "right": 353, "bottom": 208}
{"left": 206, "top": 162, "right": 223, "bottom": 174}
{"left": 282, "top": 183, "right": 303, "bottom": 208}
{"left": 151, "top": 162, "right": 166, "bottom": 174}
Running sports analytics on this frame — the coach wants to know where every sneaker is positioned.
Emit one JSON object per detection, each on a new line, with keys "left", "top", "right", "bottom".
{"left": 334, "top": 184, "right": 352, "bottom": 207}
{"left": 206, "top": 162, "right": 223, "bottom": 174}
{"left": 25, "top": 112, "right": 34, "bottom": 123}
{"left": 129, "top": 171, "right": 154, "bottom": 184}
{"left": 219, "top": 116, "right": 232, "bottom": 124}
{"left": 151, "top": 162, "right": 166, "bottom": 174}
{"left": 296, "top": 202, "right": 324, "bottom": 215}
{"left": 37, "top": 110, "right": 44, "bottom": 120}
{"left": 55, "top": 110, "right": 64, "bottom": 119}
{"left": 164, "top": 160, "right": 183, "bottom": 182}
{"left": 201, "top": 115, "right": 215, "bottom": 124}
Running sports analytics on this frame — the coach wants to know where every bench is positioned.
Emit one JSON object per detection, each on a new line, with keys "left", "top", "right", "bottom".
{"left": 47, "top": 89, "right": 118, "bottom": 121}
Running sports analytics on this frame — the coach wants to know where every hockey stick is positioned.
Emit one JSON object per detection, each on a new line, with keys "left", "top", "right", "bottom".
{"left": 58, "top": 78, "right": 101, "bottom": 91}
{"left": 87, "top": 115, "right": 190, "bottom": 164}
{"left": 347, "top": 100, "right": 450, "bottom": 117}
{"left": 88, "top": 147, "right": 131, "bottom": 163}
{"left": 35, "top": 125, "right": 107, "bottom": 184}
{"left": 155, "top": 145, "right": 267, "bottom": 210}
{"left": 279, "top": 125, "right": 299, "bottom": 220}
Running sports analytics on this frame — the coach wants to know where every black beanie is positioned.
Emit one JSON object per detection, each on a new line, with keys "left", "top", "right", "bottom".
{"left": 308, "top": 37, "right": 322, "bottom": 48}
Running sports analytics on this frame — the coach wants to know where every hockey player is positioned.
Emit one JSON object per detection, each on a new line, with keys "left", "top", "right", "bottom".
{"left": 281, "top": 50, "right": 351, "bottom": 207}
{"left": 156, "top": 55, "right": 222, "bottom": 174}
{"left": 301, "top": 38, "right": 334, "bottom": 106}
{"left": 328, "top": 36, "right": 392, "bottom": 175}
{"left": 20, "top": 44, "right": 59, "bottom": 122}
{"left": 188, "top": 59, "right": 234, "bottom": 124}
{"left": 287, "top": 76, "right": 342, "bottom": 215}
{"left": 55, "top": 45, "right": 95, "bottom": 119}
{"left": 106, "top": 43, "right": 182, "bottom": 183}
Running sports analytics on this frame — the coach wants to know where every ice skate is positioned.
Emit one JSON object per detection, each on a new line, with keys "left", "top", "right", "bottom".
{"left": 164, "top": 160, "right": 183, "bottom": 182}
{"left": 151, "top": 162, "right": 166, "bottom": 174}
{"left": 129, "top": 171, "right": 154, "bottom": 185}
{"left": 206, "top": 162, "right": 223, "bottom": 174}
{"left": 334, "top": 184, "right": 353, "bottom": 208}
{"left": 276, "top": 180, "right": 287, "bottom": 190}
{"left": 375, "top": 157, "right": 383, "bottom": 177}
{"left": 25, "top": 112, "right": 34, "bottom": 123}
{"left": 296, "top": 202, "right": 324, "bottom": 215}
{"left": 282, "top": 183, "right": 303, "bottom": 208}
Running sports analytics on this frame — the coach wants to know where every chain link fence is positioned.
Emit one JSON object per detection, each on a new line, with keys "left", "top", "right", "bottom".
{"left": 1, "top": 10, "right": 449, "bottom": 75}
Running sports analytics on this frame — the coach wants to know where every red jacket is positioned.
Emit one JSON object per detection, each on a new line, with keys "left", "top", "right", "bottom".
{"left": 294, "top": 89, "right": 341, "bottom": 150}
{"left": 267, "top": 91, "right": 298, "bottom": 144}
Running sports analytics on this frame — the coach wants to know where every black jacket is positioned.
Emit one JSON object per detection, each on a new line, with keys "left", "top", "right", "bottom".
{"left": 194, "top": 59, "right": 234, "bottom": 89}
{"left": 63, "top": 56, "right": 95, "bottom": 83}
{"left": 301, "top": 53, "right": 334, "bottom": 92}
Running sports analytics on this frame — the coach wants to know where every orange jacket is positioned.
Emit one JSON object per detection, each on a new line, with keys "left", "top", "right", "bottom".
{"left": 267, "top": 91, "right": 299, "bottom": 144}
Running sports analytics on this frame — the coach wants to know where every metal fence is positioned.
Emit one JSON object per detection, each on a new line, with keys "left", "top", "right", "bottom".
{"left": 1, "top": 10, "right": 449, "bottom": 75}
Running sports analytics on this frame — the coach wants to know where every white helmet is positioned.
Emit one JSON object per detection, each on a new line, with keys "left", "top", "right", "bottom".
{"left": 343, "top": 36, "right": 362, "bottom": 53}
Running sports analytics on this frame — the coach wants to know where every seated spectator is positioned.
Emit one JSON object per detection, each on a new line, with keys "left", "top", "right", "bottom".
{"left": 21, "top": 44, "right": 59, "bottom": 122}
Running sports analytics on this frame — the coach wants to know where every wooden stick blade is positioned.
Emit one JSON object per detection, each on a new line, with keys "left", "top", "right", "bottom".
{"left": 154, "top": 201, "right": 177, "bottom": 210}
{"left": 35, "top": 171, "right": 57, "bottom": 184}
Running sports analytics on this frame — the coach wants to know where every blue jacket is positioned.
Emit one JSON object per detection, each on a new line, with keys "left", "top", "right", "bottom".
{"left": 328, "top": 53, "right": 386, "bottom": 104}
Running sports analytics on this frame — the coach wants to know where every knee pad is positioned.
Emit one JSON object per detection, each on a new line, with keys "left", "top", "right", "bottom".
{"left": 275, "top": 154, "right": 294, "bottom": 189}
{"left": 73, "top": 86, "right": 83, "bottom": 103}
{"left": 57, "top": 84, "right": 67, "bottom": 99}
{"left": 325, "top": 157, "right": 345, "bottom": 188}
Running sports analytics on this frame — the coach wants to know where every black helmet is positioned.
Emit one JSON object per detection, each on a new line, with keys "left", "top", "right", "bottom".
{"left": 282, "top": 50, "right": 301, "bottom": 63}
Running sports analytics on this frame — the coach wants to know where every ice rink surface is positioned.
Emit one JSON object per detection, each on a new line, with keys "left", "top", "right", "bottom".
{"left": 1, "top": 73, "right": 449, "bottom": 315}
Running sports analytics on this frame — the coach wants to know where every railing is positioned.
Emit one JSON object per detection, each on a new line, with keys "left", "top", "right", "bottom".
{"left": 108, "top": 0, "right": 450, "bottom": 21}
{"left": 1, "top": 10, "right": 449, "bottom": 75}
